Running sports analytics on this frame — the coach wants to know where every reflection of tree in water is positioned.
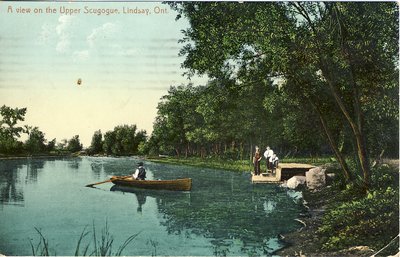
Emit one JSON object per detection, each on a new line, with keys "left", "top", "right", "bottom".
{"left": 25, "top": 158, "right": 45, "bottom": 183}
{"left": 90, "top": 162, "right": 104, "bottom": 177}
{"left": 0, "top": 159, "right": 46, "bottom": 206}
{"left": 108, "top": 163, "right": 303, "bottom": 255}
{"left": 0, "top": 160, "right": 25, "bottom": 205}
{"left": 153, "top": 176, "right": 301, "bottom": 255}
{"left": 68, "top": 158, "right": 82, "bottom": 169}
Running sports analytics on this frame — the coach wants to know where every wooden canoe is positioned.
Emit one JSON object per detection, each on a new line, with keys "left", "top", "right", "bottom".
{"left": 110, "top": 176, "right": 192, "bottom": 191}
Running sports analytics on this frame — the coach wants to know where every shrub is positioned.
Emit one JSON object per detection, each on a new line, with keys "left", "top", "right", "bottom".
{"left": 317, "top": 165, "right": 399, "bottom": 254}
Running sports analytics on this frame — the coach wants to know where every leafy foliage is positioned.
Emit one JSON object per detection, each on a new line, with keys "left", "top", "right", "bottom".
{"left": 89, "top": 130, "right": 103, "bottom": 155}
{"left": 102, "top": 125, "right": 146, "bottom": 156}
{"left": 0, "top": 105, "right": 27, "bottom": 154}
{"left": 318, "top": 165, "right": 399, "bottom": 253}
{"left": 25, "top": 127, "right": 47, "bottom": 154}
{"left": 163, "top": 2, "right": 399, "bottom": 190}
{"left": 67, "top": 135, "right": 83, "bottom": 153}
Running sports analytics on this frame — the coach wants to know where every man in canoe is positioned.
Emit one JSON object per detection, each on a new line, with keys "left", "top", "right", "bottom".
{"left": 132, "top": 162, "right": 146, "bottom": 180}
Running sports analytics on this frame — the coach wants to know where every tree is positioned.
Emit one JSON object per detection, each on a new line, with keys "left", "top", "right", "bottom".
{"left": 89, "top": 130, "right": 103, "bottom": 154}
{"left": 25, "top": 127, "right": 46, "bottom": 154}
{"left": 67, "top": 135, "right": 83, "bottom": 153}
{"left": 0, "top": 105, "right": 27, "bottom": 138}
{"left": 103, "top": 131, "right": 116, "bottom": 155}
{"left": 169, "top": 2, "right": 399, "bottom": 190}
{"left": 47, "top": 138, "right": 56, "bottom": 152}
{"left": 102, "top": 125, "right": 147, "bottom": 156}
{"left": 153, "top": 85, "right": 203, "bottom": 157}
{"left": 0, "top": 105, "right": 27, "bottom": 154}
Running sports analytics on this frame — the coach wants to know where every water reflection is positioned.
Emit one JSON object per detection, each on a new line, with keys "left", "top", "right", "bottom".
{"left": 68, "top": 158, "right": 82, "bottom": 169}
{"left": 0, "top": 157, "right": 303, "bottom": 256}
{"left": 110, "top": 185, "right": 148, "bottom": 213}
{"left": 0, "top": 159, "right": 47, "bottom": 206}
{"left": 0, "top": 160, "right": 25, "bottom": 206}
{"left": 25, "top": 158, "right": 45, "bottom": 183}
{"left": 90, "top": 162, "right": 104, "bottom": 177}
{"left": 109, "top": 179, "right": 301, "bottom": 256}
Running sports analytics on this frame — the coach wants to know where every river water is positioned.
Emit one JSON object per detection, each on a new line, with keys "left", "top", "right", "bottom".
{"left": 0, "top": 157, "right": 304, "bottom": 256}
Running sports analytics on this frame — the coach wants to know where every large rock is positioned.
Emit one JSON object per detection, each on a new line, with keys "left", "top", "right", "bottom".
{"left": 306, "top": 167, "right": 326, "bottom": 190}
{"left": 286, "top": 175, "right": 306, "bottom": 189}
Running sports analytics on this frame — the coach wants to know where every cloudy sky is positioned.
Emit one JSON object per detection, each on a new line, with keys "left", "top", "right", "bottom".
{"left": 0, "top": 1, "right": 207, "bottom": 146}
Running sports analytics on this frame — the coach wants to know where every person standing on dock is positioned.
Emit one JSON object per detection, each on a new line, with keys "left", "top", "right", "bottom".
{"left": 133, "top": 162, "right": 146, "bottom": 180}
{"left": 263, "top": 146, "right": 274, "bottom": 172}
{"left": 253, "top": 146, "right": 262, "bottom": 175}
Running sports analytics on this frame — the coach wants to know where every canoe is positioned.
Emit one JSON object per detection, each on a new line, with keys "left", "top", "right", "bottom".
{"left": 110, "top": 176, "right": 192, "bottom": 191}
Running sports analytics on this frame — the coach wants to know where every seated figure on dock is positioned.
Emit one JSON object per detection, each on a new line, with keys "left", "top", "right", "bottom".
{"left": 270, "top": 154, "right": 279, "bottom": 174}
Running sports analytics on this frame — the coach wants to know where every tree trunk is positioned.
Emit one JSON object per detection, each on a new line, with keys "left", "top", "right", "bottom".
{"left": 320, "top": 63, "right": 370, "bottom": 190}
{"left": 240, "top": 141, "right": 244, "bottom": 161}
{"left": 322, "top": 4, "right": 370, "bottom": 190}
{"left": 310, "top": 100, "right": 353, "bottom": 181}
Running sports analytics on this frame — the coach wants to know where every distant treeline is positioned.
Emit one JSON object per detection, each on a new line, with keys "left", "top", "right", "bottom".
{"left": 0, "top": 105, "right": 147, "bottom": 157}
{"left": 0, "top": 105, "right": 83, "bottom": 155}
{"left": 88, "top": 126, "right": 146, "bottom": 156}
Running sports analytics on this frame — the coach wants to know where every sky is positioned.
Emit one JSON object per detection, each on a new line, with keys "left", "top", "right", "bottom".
{"left": 0, "top": 1, "right": 207, "bottom": 147}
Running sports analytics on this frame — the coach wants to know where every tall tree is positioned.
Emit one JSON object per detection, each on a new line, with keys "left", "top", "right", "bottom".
{"left": 67, "top": 135, "right": 83, "bottom": 153}
{"left": 170, "top": 2, "right": 399, "bottom": 190}
{"left": 25, "top": 127, "right": 46, "bottom": 154}
{"left": 0, "top": 105, "right": 27, "bottom": 154}
{"left": 90, "top": 130, "right": 103, "bottom": 154}
{"left": 102, "top": 125, "right": 146, "bottom": 156}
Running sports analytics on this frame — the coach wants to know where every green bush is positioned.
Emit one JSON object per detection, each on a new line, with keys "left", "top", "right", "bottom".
{"left": 317, "top": 165, "right": 399, "bottom": 254}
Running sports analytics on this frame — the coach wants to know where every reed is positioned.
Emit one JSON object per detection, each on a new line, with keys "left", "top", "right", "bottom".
{"left": 29, "top": 227, "right": 51, "bottom": 256}
{"left": 30, "top": 222, "right": 141, "bottom": 256}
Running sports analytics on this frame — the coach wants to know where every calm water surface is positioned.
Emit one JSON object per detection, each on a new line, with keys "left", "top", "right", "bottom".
{"left": 0, "top": 157, "right": 304, "bottom": 256}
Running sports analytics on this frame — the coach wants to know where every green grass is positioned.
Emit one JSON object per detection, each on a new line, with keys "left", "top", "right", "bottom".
{"left": 147, "top": 156, "right": 334, "bottom": 172}
{"left": 147, "top": 157, "right": 251, "bottom": 172}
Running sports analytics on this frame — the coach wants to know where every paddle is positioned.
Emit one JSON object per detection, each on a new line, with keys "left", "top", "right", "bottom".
{"left": 85, "top": 175, "right": 130, "bottom": 187}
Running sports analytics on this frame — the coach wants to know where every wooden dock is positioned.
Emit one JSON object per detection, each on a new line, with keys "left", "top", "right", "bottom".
{"left": 251, "top": 163, "right": 315, "bottom": 184}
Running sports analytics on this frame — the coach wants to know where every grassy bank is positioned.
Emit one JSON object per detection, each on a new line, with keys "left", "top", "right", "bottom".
{"left": 147, "top": 156, "right": 251, "bottom": 172}
{"left": 147, "top": 156, "right": 334, "bottom": 172}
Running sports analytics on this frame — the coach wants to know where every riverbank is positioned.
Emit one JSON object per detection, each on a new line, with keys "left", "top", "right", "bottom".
{"left": 146, "top": 156, "right": 333, "bottom": 173}
{"left": 147, "top": 156, "right": 251, "bottom": 172}
{"left": 276, "top": 162, "right": 399, "bottom": 257}
{"left": 276, "top": 188, "right": 375, "bottom": 257}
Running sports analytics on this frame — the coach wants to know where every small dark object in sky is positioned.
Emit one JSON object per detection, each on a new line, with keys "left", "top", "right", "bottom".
{"left": 77, "top": 78, "right": 82, "bottom": 85}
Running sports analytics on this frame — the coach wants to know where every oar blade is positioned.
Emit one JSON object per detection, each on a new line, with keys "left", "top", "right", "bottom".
{"left": 85, "top": 176, "right": 129, "bottom": 188}
{"left": 85, "top": 179, "right": 112, "bottom": 188}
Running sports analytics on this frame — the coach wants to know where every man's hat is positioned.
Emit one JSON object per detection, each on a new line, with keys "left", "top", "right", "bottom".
{"left": 137, "top": 162, "right": 144, "bottom": 166}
